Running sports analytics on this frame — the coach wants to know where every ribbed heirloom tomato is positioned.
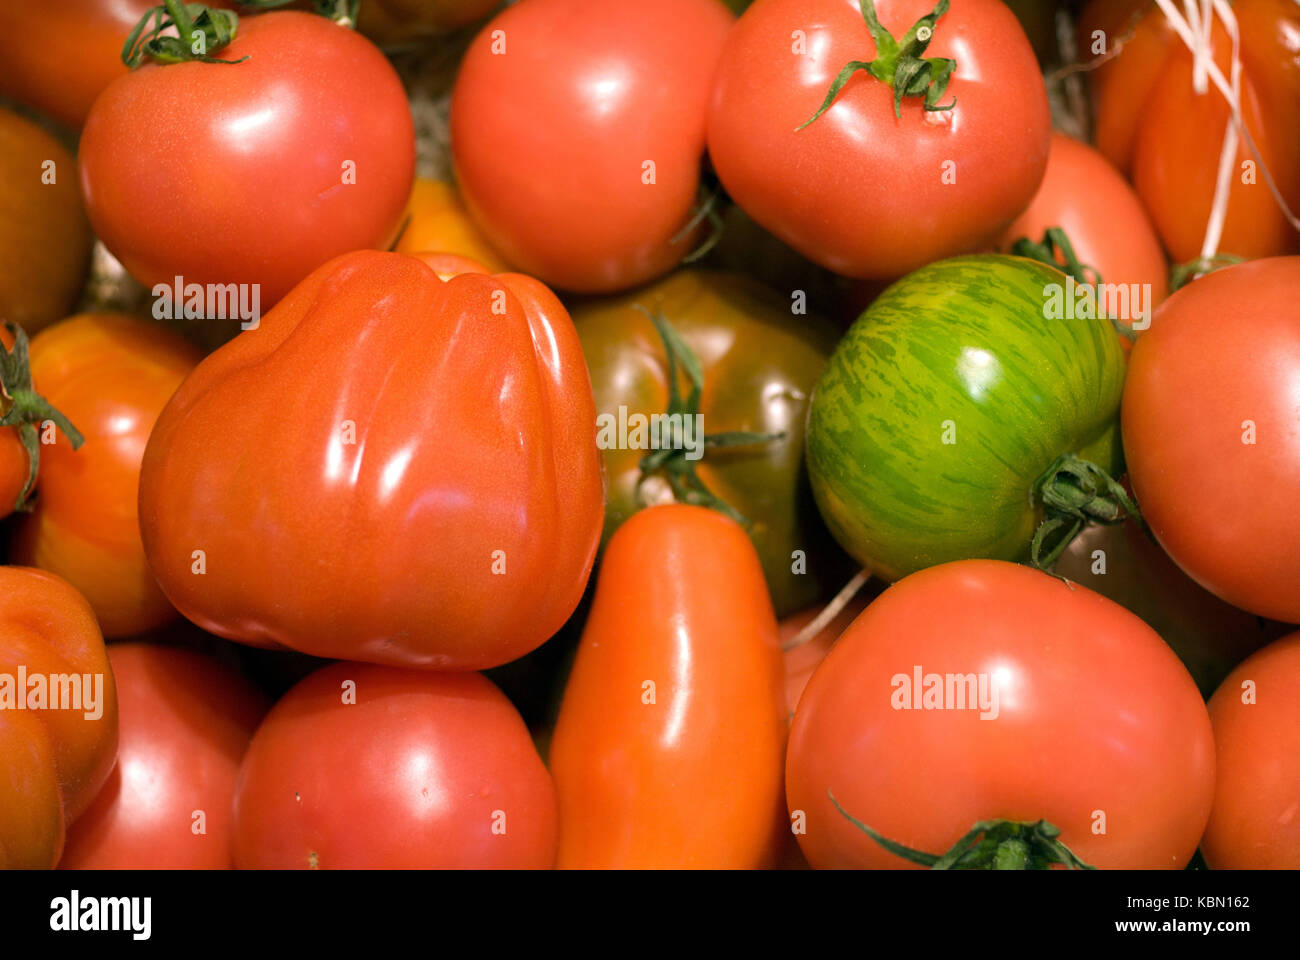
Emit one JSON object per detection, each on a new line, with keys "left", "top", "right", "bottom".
{"left": 139, "top": 250, "right": 603, "bottom": 670}
{"left": 233, "top": 665, "right": 558, "bottom": 869}
{"left": 79, "top": 9, "right": 415, "bottom": 309}
{"left": 787, "top": 560, "right": 1215, "bottom": 869}
{"left": 0, "top": 567, "right": 118, "bottom": 869}
{"left": 708, "top": 0, "right": 1051, "bottom": 279}
{"left": 451, "top": 0, "right": 735, "bottom": 292}
{"left": 59, "top": 644, "right": 268, "bottom": 870}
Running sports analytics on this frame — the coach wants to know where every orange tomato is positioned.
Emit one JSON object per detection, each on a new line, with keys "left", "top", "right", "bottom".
{"left": 1081, "top": 0, "right": 1300, "bottom": 261}
{"left": 549, "top": 503, "right": 787, "bottom": 868}
{"left": 0, "top": 566, "right": 119, "bottom": 869}
{"left": 394, "top": 178, "right": 509, "bottom": 272}
{"left": 9, "top": 315, "right": 200, "bottom": 638}
{"left": 0, "top": 108, "right": 92, "bottom": 334}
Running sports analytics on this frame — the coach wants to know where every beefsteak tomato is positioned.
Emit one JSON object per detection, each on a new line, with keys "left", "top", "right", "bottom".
{"left": 233, "top": 664, "right": 558, "bottom": 868}
{"left": 806, "top": 254, "right": 1127, "bottom": 581}
{"left": 787, "top": 559, "right": 1215, "bottom": 869}
{"left": 708, "top": 0, "right": 1051, "bottom": 279}
{"left": 138, "top": 250, "right": 603, "bottom": 670}
{"left": 549, "top": 504, "right": 787, "bottom": 868}
{"left": 0, "top": 566, "right": 118, "bottom": 869}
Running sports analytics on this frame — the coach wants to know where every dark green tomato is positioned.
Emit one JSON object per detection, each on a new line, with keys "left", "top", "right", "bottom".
{"left": 807, "top": 254, "right": 1126, "bottom": 581}
{"left": 1056, "top": 518, "right": 1288, "bottom": 698}
{"left": 572, "top": 269, "right": 852, "bottom": 617}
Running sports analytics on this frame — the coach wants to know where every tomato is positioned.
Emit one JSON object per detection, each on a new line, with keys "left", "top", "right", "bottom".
{"left": 10, "top": 314, "right": 200, "bottom": 638}
{"left": 1122, "top": 257, "right": 1300, "bottom": 623}
{"left": 707, "top": 0, "right": 1050, "bottom": 280}
{"left": 0, "top": 108, "right": 92, "bottom": 335}
{"left": 139, "top": 250, "right": 603, "bottom": 670}
{"left": 1202, "top": 631, "right": 1300, "bottom": 868}
{"left": 1056, "top": 517, "right": 1288, "bottom": 697}
{"left": 358, "top": 0, "right": 501, "bottom": 43}
{"left": 233, "top": 664, "right": 557, "bottom": 868}
{"left": 58, "top": 643, "right": 268, "bottom": 870}
{"left": 572, "top": 269, "right": 852, "bottom": 616}
{"left": 79, "top": 10, "right": 415, "bottom": 311}
{"left": 1081, "top": 0, "right": 1300, "bottom": 261}
{"left": 450, "top": 0, "right": 734, "bottom": 293}
{"left": 780, "top": 589, "right": 874, "bottom": 720}
{"left": 549, "top": 504, "right": 787, "bottom": 868}
{"left": 0, "top": 1, "right": 230, "bottom": 131}
{"left": 787, "top": 559, "right": 1215, "bottom": 869}
{"left": 999, "top": 132, "right": 1169, "bottom": 333}
{"left": 394, "top": 178, "right": 509, "bottom": 272}
{"left": 0, "top": 566, "right": 118, "bottom": 869}
{"left": 807, "top": 254, "right": 1127, "bottom": 582}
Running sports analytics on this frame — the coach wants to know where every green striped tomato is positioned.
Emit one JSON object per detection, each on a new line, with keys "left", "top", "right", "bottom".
{"left": 806, "top": 255, "right": 1126, "bottom": 581}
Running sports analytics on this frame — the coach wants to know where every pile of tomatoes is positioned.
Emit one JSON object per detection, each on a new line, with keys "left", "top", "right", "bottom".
{"left": 1, "top": 0, "right": 1297, "bottom": 872}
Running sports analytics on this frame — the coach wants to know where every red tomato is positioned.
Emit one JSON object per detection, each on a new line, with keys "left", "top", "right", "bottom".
{"left": 779, "top": 591, "right": 873, "bottom": 721}
{"left": 787, "top": 560, "right": 1215, "bottom": 869}
{"left": 79, "top": 11, "right": 414, "bottom": 310}
{"left": 999, "top": 132, "right": 1169, "bottom": 331}
{"left": 1122, "top": 257, "right": 1300, "bottom": 623}
{"left": 0, "top": 566, "right": 118, "bottom": 869}
{"left": 451, "top": 0, "right": 735, "bottom": 293}
{"left": 10, "top": 314, "right": 200, "bottom": 638}
{"left": 1202, "top": 631, "right": 1300, "bottom": 868}
{"left": 233, "top": 664, "right": 558, "bottom": 868}
{"left": 549, "top": 505, "right": 787, "bottom": 869}
{"left": 708, "top": 0, "right": 1050, "bottom": 279}
{"left": 138, "top": 250, "right": 603, "bottom": 670}
{"left": 1081, "top": 0, "right": 1300, "bottom": 261}
{"left": 58, "top": 643, "right": 268, "bottom": 870}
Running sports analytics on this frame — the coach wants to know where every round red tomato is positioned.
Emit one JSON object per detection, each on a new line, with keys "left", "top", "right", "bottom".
{"left": 1202, "top": 631, "right": 1300, "bottom": 868}
{"left": 708, "top": 0, "right": 1050, "bottom": 279}
{"left": 233, "top": 664, "right": 558, "bottom": 869}
{"left": 79, "top": 10, "right": 414, "bottom": 311}
{"left": 451, "top": 0, "right": 734, "bottom": 293}
{"left": 1122, "top": 257, "right": 1300, "bottom": 624}
{"left": 58, "top": 643, "right": 268, "bottom": 870}
{"left": 787, "top": 560, "right": 1215, "bottom": 869}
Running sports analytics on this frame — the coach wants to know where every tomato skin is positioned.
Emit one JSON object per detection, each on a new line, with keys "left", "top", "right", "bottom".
{"left": 10, "top": 315, "right": 200, "bottom": 638}
{"left": 395, "top": 178, "right": 509, "bottom": 272}
{"left": 58, "top": 643, "right": 267, "bottom": 870}
{"left": 1202, "top": 632, "right": 1300, "bottom": 869}
{"left": 233, "top": 664, "right": 558, "bottom": 869}
{"left": 139, "top": 250, "right": 603, "bottom": 670}
{"left": 451, "top": 0, "right": 735, "bottom": 293}
{"left": 807, "top": 255, "right": 1126, "bottom": 582}
{"left": 1081, "top": 0, "right": 1300, "bottom": 261}
{"left": 787, "top": 560, "right": 1215, "bottom": 869}
{"left": 550, "top": 504, "right": 787, "bottom": 868}
{"left": 79, "top": 11, "right": 415, "bottom": 310}
{"left": 779, "top": 592, "right": 873, "bottom": 721}
{"left": 1121, "top": 257, "right": 1300, "bottom": 623}
{"left": 999, "top": 133, "right": 1169, "bottom": 327}
{"left": 572, "top": 270, "right": 852, "bottom": 616}
{"left": 0, "top": 567, "right": 119, "bottom": 869}
{"left": 0, "top": 429, "right": 26, "bottom": 519}
{"left": 0, "top": 109, "right": 92, "bottom": 335}
{"left": 708, "top": 0, "right": 1050, "bottom": 280}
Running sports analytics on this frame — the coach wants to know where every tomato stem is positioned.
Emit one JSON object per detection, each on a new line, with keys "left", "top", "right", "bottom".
{"left": 828, "top": 790, "right": 1097, "bottom": 870}
{"left": 1029, "top": 453, "right": 1143, "bottom": 570}
{"left": 1169, "top": 253, "right": 1246, "bottom": 292}
{"left": 632, "top": 307, "right": 784, "bottom": 527}
{"left": 122, "top": 1, "right": 246, "bottom": 67}
{"left": 797, "top": 0, "right": 956, "bottom": 128}
{"left": 0, "top": 322, "right": 85, "bottom": 513}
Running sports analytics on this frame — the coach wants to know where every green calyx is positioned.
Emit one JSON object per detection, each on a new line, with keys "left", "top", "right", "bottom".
{"left": 1169, "top": 253, "right": 1246, "bottom": 292}
{"left": 1029, "top": 453, "right": 1143, "bottom": 570}
{"left": 798, "top": 0, "right": 956, "bottom": 128}
{"left": 0, "top": 322, "right": 85, "bottom": 513}
{"left": 1011, "top": 227, "right": 1136, "bottom": 344}
{"left": 123, "top": 1, "right": 245, "bottom": 67}
{"left": 633, "top": 307, "right": 783, "bottom": 526}
{"left": 829, "top": 791, "right": 1096, "bottom": 870}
